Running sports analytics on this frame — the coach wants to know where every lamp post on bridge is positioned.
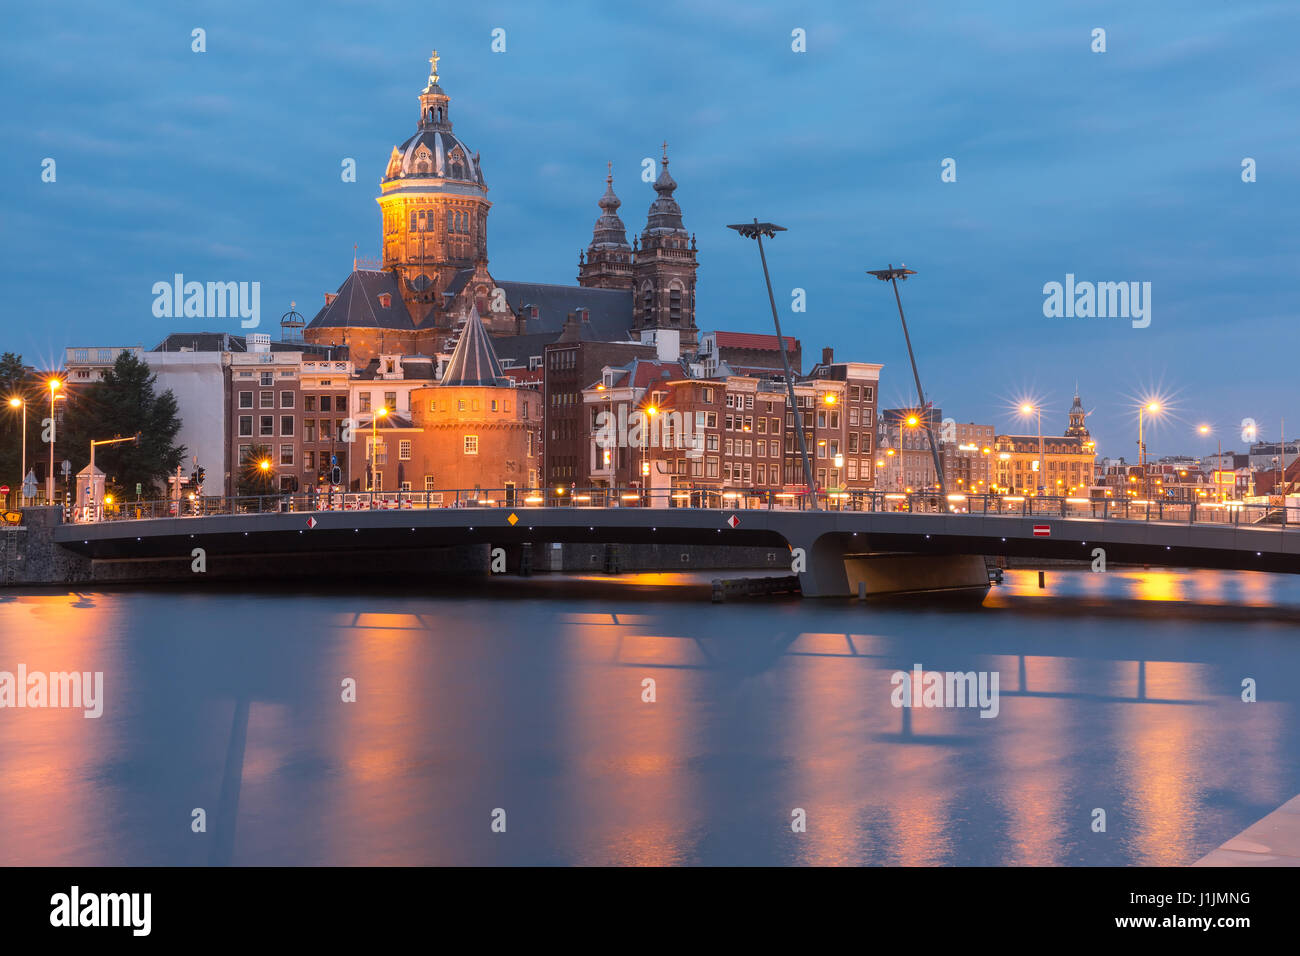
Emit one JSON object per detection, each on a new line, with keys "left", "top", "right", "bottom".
{"left": 88, "top": 434, "right": 139, "bottom": 521}
{"left": 727, "top": 220, "right": 818, "bottom": 509}
{"left": 867, "top": 265, "right": 948, "bottom": 503}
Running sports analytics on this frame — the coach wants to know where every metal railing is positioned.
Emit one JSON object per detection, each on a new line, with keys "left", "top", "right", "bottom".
{"left": 64, "top": 488, "right": 1300, "bottom": 529}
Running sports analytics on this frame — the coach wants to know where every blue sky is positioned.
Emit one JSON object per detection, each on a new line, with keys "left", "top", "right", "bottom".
{"left": 2, "top": 0, "right": 1297, "bottom": 458}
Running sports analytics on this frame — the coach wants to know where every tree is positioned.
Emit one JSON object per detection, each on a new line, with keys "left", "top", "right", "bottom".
{"left": 0, "top": 353, "right": 43, "bottom": 497}
{"left": 60, "top": 352, "right": 185, "bottom": 499}
{"left": 235, "top": 444, "right": 276, "bottom": 496}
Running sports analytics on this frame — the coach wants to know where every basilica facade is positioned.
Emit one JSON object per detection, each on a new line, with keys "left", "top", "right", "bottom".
{"left": 305, "top": 53, "right": 700, "bottom": 364}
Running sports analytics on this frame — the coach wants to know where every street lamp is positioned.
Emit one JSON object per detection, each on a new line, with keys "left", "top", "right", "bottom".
{"left": 867, "top": 265, "right": 948, "bottom": 501}
{"left": 728, "top": 220, "right": 817, "bottom": 508}
{"left": 87, "top": 433, "right": 138, "bottom": 521}
{"left": 1020, "top": 403, "right": 1044, "bottom": 496}
{"left": 47, "top": 378, "right": 62, "bottom": 503}
{"left": 7, "top": 397, "right": 24, "bottom": 506}
{"left": 1138, "top": 401, "right": 1161, "bottom": 498}
{"left": 370, "top": 406, "right": 388, "bottom": 493}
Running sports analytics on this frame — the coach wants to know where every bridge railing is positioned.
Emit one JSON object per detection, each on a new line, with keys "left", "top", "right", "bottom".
{"left": 68, "top": 488, "right": 1300, "bottom": 529}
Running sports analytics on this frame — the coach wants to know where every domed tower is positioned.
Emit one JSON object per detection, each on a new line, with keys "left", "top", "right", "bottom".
{"left": 632, "top": 144, "right": 698, "bottom": 351}
{"left": 1065, "top": 387, "right": 1091, "bottom": 440}
{"left": 377, "top": 52, "right": 496, "bottom": 329}
{"left": 578, "top": 163, "right": 634, "bottom": 290}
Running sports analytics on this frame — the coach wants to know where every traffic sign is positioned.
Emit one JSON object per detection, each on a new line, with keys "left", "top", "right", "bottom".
{"left": 0, "top": 486, "right": 8, "bottom": 495}
{"left": 1033, "top": 524, "right": 1051, "bottom": 537}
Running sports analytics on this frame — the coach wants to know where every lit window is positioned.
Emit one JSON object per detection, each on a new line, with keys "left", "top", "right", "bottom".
{"left": 464, "top": 435, "right": 479, "bottom": 455}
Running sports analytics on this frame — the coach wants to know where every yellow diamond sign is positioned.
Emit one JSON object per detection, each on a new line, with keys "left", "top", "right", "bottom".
{"left": 507, "top": 512, "right": 518, "bottom": 525}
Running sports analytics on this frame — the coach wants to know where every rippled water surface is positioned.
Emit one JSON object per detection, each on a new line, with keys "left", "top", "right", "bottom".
{"left": 1, "top": 569, "right": 1298, "bottom": 865}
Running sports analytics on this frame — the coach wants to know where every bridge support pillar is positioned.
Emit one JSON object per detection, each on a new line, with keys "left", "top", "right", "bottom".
{"left": 796, "top": 534, "right": 990, "bottom": 599}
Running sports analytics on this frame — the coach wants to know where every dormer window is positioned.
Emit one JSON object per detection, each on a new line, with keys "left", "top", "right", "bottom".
{"left": 378, "top": 293, "right": 391, "bottom": 309}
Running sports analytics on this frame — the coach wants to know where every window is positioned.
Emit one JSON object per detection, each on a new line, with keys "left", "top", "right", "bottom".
{"left": 304, "top": 396, "right": 316, "bottom": 412}
{"left": 464, "top": 435, "right": 479, "bottom": 455}
{"left": 335, "top": 395, "right": 347, "bottom": 413}
{"left": 260, "top": 416, "right": 274, "bottom": 436}
{"left": 280, "top": 416, "right": 294, "bottom": 436}
{"left": 260, "top": 391, "right": 274, "bottom": 408}
{"left": 399, "top": 440, "right": 412, "bottom": 460}
{"left": 850, "top": 385, "right": 861, "bottom": 402}
{"left": 238, "top": 416, "right": 253, "bottom": 437}
{"left": 320, "top": 396, "right": 331, "bottom": 413}
{"left": 848, "top": 433, "right": 859, "bottom": 453}
{"left": 280, "top": 444, "right": 294, "bottom": 466}
{"left": 238, "top": 391, "right": 253, "bottom": 409}
{"left": 702, "top": 387, "right": 713, "bottom": 403}
{"left": 862, "top": 386, "right": 874, "bottom": 403}
{"left": 304, "top": 451, "right": 315, "bottom": 470}
{"left": 281, "top": 391, "right": 294, "bottom": 409}
{"left": 260, "top": 372, "right": 273, "bottom": 386}
{"left": 425, "top": 476, "right": 437, "bottom": 491}
{"left": 359, "top": 392, "right": 371, "bottom": 413}
{"left": 384, "top": 392, "right": 397, "bottom": 411}
{"left": 305, "top": 420, "right": 317, "bottom": 442}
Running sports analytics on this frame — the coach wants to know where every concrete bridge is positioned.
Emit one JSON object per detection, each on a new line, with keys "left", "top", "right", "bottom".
{"left": 45, "top": 494, "right": 1300, "bottom": 597}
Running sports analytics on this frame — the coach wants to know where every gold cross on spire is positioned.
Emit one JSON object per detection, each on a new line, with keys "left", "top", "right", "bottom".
{"left": 429, "top": 50, "right": 440, "bottom": 84}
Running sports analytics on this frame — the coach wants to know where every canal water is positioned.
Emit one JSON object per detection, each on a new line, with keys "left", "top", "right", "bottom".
{"left": 1, "top": 569, "right": 1298, "bottom": 866}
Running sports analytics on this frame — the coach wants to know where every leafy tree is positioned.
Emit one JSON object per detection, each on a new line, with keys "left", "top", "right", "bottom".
{"left": 0, "top": 353, "right": 43, "bottom": 497}
{"left": 235, "top": 444, "right": 277, "bottom": 496}
{"left": 60, "top": 352, "right": 185, "bottom": 499}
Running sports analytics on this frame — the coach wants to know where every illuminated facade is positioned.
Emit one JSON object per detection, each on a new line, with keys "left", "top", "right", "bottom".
{"left": 994, "top": 391, "right": 1096, "bottom": 495}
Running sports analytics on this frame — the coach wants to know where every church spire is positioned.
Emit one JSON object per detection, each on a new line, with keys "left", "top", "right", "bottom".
{"left": 418, "top": 49, "right": 452, "bottom": 130}
{"left": 578, "top": 163, "right": 634, "bottom": 290}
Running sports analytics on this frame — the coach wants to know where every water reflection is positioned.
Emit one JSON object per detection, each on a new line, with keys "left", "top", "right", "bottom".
{"left": 0, "top": 570, "right": 1297, "bottom": 866}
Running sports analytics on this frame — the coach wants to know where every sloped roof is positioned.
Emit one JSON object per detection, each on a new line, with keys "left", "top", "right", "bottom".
{"left": 440, "top": 308, "right": 506, "bottom": 386}
{"left": 306, "top": 270, "right": 415, "bottom": 331}
{"left": 714, "top": 331, "right": 798, "bottom": 351}
{"left": 495, "top": 281, "right": 633, "bottom": 340}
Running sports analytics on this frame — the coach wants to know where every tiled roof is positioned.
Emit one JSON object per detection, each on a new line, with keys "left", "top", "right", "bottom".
{"left": 440, "top": 308, "right": 506, "bottom": 387}
{"left": 495, "top": 281, "right": 634, "bottom": 340}
{"left": 714, "top": 331, "right": 798, "bottom": 351}
{"left": 306, "top": 270, "right": 415, "bottom": 331}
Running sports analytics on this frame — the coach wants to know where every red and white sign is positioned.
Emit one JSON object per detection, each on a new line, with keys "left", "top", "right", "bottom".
{"left": 1032, "top": 524, "right": 1051, "bottom": 537}
{"left": 306, "top": 517, "right": 317, "bottom": 529}
{"left": 0, "top": 486, "right": 8, "bottom": 495}
{"left": 726, "top": 514, "right": 740, "bottom": 529}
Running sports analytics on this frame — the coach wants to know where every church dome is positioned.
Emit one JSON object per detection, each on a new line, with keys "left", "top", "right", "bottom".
{"left": 385, "top": 129, "right": 485, "bottom": 186}
{"left": 382, "top": 51, "right": 486, "bottom": 188}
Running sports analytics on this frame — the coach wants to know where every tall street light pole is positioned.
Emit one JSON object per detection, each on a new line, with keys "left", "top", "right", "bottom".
{"left": 728, "top": 220, "right": 817, "bottom": 508}
{"left": 88, "top": 434, "right": 139, "bottom": 521}
{"left": 8, "top": 397, "right": 24, "bottom": 506}
{"left": 47, "top": 378, "right": 62, "bottom": 504}
{"left": 370, "top": 406, "right": 389, "bottom": 496}
{"left": 1020, "top": 404, "right": 1043, "bottom": 495}
{"left": 1139, "top": 402, "right": 1159, "bottom": 499}
{"left": 868, "top": 265, "right": 948, "bottom": 502}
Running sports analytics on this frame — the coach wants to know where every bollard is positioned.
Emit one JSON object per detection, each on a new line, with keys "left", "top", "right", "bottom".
{"left": 1038, "top": 570, "right": 1045, "bottom": 589}
{"left": 858, "top": 581, "right": 867, "bottom": 602}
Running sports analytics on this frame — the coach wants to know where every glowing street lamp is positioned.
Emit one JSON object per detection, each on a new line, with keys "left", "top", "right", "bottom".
{"left": 7, "top": 397, "right": 24, "bottom": 505}
{"left": 47, "top": 378, "right": 63, "bottom": 503}
{"left": 369, "top": 406, "right": 389, "bottom": 493}
{"left": 1020, "top": 403, "right": 1044, "bottom": 496}
{"left": 1138, "top": 401, "right": 1161, "bottom": 497}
